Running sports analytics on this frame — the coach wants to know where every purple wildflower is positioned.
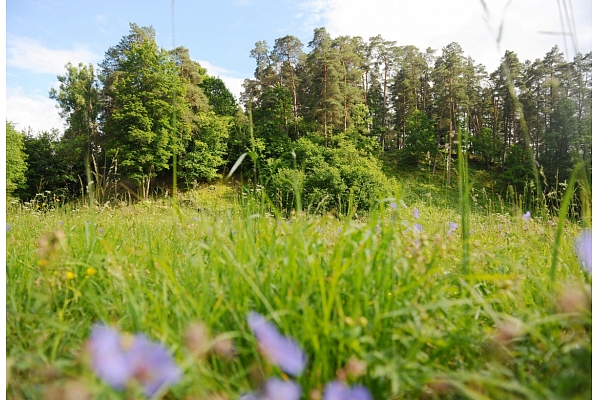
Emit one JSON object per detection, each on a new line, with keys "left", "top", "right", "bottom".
{"left": 247, "top": 312, "right": 307, "bottom": 376}
{"left": 6, "top": 223, "right": 10, "bottom": 233}
{"left": 240, "top": 378, "right": 301, "bottom": 400}
{"left": 414, "top": 224, "right": 423, "bottom": 232}
{"left": 263, "top": 378, "right": 302, "bottom": 400}
{"left": 88, "top": 324, "right": 132, "bottom": 390}
{"left": 413, "top": 207, "right": 420, "bottom": 219}
{"left": 447, "top": 222, "right": 458, "bottom": 236}
{"left": 523, "top": 211, "right": 531, "bottom": 221}
{"left": 88, "top": 324, "right": 182, "bottom": 398}
{"left": 127, "top": 334, "right": 183, "bottom": 397}
{"left": 323, "top": 381, "right": 372, "bottom": 400}
{"left": 390, "top": 202, "right": 397, "bottom": 211}
{"left": 574, "top": 230, "right": 592, "bottom": 274}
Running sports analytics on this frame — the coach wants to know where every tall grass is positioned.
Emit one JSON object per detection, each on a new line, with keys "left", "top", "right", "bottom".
{"left": 6, "top": 181, "right": 591, "bottom": 399}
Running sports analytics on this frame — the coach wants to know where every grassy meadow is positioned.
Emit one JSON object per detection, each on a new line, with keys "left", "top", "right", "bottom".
{"left": 6, "top": 174, "right": 592, "bottom": 399}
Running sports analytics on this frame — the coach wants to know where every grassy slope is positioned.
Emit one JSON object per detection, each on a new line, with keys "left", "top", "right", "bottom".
{"left": 6, "top": 171, "right": 591, "bottom": 399}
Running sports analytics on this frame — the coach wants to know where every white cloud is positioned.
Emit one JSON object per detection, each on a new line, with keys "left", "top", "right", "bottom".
{"left": 197, "top": 60, "right": 246, "bottom": 101}
{"left": 7, "top": 35, "right": 100, "bottom": 76}
{"left": 299, "top": 0, "right": 591, "bottom": 72}
{"left": 6, "top": 87, "right": 64, "bottom": 133}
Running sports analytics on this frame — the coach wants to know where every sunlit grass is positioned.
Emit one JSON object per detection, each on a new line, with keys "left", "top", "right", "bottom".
{"left": 6, "top": 184, "right": 591, "bottom": 399}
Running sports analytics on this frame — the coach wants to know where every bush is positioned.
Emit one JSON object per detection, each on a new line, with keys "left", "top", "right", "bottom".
{"left": 266, "top": 137, "right": 392, "bottom": 214}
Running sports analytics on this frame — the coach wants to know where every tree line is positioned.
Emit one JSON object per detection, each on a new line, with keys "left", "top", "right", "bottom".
{"left": 6, "top": 23, "right": 591, "bottom": 213}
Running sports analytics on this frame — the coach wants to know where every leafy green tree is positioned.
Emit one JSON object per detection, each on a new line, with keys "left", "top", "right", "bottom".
{"left": 345, "top": 103, "right": 379, "bottom": 156}
{"left": 100, "top": 23, "right": 185, "bottom": 198}
{"left": 401, "top": 110, "right": 436, "bottom": 165}
{"left": 500, "top": 143, "right": 535, "bottom": 196}
{"left": 200, "top": 76, "right": 238, "bottom": 117}
{"left": 6, "top": 122, "right": 28, "bottom": 197}
{"left": 179, "top": 112, "right": 230, "bottom": 182}
{"left": 49, "top": 62, "right": 101, "bottom": 199}
{"left": 253, "top": 86, "right": 294, "bottom": 160}
{"left": 18, "top": 128, "right": 79, "bottom": 199}
{"left": 470, "top": 127, "right": 502, "bottom": 166}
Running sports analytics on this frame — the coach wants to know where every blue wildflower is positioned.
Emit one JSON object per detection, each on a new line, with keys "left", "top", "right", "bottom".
{"left": 574, "top": 230, "right": 592, "bottom": 274}
{"left": 413, "top": 208, "right": 420, "bottom": 219}
{"left": 263, "top": 378, "right": 301, "bottom": 400}
{"left": 240, "top": 378, "right": 301, "bottom": 400}
{"left": 447, "top": 222, "right": 458, "bottom": 236}
{"left": 88, "top": 324, "right": 131, "bottom": 390}
{"left": 523, "top": 211, "right": 531, "bottom": 221}
{"left": 88, "top": 324, "right": 182, "bottom": 398}
{"left": 247, "top": 312, "right": 307, "bottom": 376}
{"left": 323, "top": 381, "right": 372, "bottom": 400}
{"left": 390, "top": 202, "right": 397, "bottom": 211}
{"left": 414, "top": 224, "right": 422, "bottom": 232}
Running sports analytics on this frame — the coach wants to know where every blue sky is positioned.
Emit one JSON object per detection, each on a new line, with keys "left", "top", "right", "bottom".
{"left": 4, "top": 0, "right": 593, "bottom": 133}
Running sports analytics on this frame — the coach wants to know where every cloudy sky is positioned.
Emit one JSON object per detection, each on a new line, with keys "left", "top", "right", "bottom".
{"left": 4, "top": 0, "right": 593, "bottom": 133}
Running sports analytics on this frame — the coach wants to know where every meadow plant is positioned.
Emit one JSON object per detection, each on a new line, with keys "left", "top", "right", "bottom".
{"left": 241, "top": 378, "right": 302, "bottom": 400}
{"left": 246, "top": 311, "right": 307, "bottom": 376}
{"left": 323, "top": 381, "right": 372, "bottom": 400}
{"left": 574, "top": 230, "right": 592, "bottom": 273}
{"left": 87, "top": 324, "right": 182, "bottom": 398}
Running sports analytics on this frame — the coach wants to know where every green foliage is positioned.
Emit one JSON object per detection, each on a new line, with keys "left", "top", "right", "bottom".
{"left": 6, "top": 122, "right": 28, "bottom": 197}
{"left": 500, "top": 144, "right": 535, "bottom": 196}
{"left": 101, "top": 24, "right": 185, "bottom": 196}
{"left": 252, "top": 86, "right": 294, "bottom": 159}
{"left": 277, "top": 137, "right": 391, "bottom": 213}
{"left": 49, "top": 62, "right": 101, "bottom": 196}
{"left": 200, "top": 76, "right": 239, "bottom": 117}
{"left": 345, "top": 103, "right": 380, "bottom": 156}
{"left": 400, "top": 110, "right": 437, "bottom": 165}
{"left": 470, "top": 127, "right": 503, "bottom": 166}
{"left": 180, "top": 112, "right": 230, "bottom": 182}
{"left": 266, "top": 167, "right": 305, "bottom": 211}
{"left": 17, "top": 128, "right": 80, "bottom": 199}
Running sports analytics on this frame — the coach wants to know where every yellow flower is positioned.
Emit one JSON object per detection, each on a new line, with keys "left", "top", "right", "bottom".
{"left": 37, "top": 259, "right": 48, "bottom": 268}
{"left": 66, "top": 271, "right": 76, "bottom": 280}
{"left": 86, "top": 267, "right": 97, "bottom": 276}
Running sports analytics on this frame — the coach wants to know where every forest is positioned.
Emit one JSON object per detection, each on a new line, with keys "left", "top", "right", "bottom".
{"left": 6, "top": 22, "right": 592, "bottom": 214}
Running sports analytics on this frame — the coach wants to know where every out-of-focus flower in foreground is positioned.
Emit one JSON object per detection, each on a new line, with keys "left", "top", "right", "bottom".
{"left": 87, "top": 324, "right": 181, "bottom": 398}
{"left": 247, "top": 312, "right": 307, "bottom": 376}
{"left": 522, "top": 211, "right": 531, "bottom": 221}
{"left": 574, "top": 230, "right": 592, "bottom": 274}
{"left": 323, "top": 381, "right": 372, "bottom": 400}
{"left": 240, "top": 378, "right": 301, "bottom": 400}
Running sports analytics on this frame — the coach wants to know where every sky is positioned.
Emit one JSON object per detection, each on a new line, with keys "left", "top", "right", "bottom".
{"left": 3, "top": 0, "right": 593, "bottom": 134}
